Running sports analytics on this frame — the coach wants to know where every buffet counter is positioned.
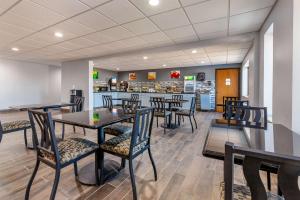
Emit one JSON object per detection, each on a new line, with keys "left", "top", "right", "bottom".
{"left": 94, "top": 91, "right": 195, "bottom": 109}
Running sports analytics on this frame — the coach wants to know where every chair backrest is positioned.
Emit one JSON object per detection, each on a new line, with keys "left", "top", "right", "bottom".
{"left": 28, "top": 110, "right": 60, "bottom": 165}
{"left": 223, "top": 96, "right": 240, "bottom": 111}
{"left": 224, "top": 100, "right": 249, "bottom": 119}
{"left": 227, "top": 106, "right": 268, "bottom": 129}
{"left": 150, "top": 97, "right": 166, "bottom": 113}
{"left": 224, "top": 142, "right": 300, "bottom": 200}
{"left": 131, "top": 94, "right": 139, "bottom": 101}
{"left": 0, "top": 121, "right": 3, "bottom": 143}
{"left": 129, "top": 107, "right": 154, "bottom": 157}
{"left": 172, "top": 95, "right": 183, "bottom": 107}
{"left": 72, "top": 96, "right": 85, "bottom": 112}
{"left": 122, "top": 99, "right": 141, "bottom": 114}
{"left": 102, "top": 95, "right": 113, "bottom": 109}
{"left": 189, "top": 97, "right": 196, "bottom": 114}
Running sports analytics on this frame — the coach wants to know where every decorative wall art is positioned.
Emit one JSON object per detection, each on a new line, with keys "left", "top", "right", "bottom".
{"left": 170, "top": 70, "right": 180, "bottom": 79}
{"left": 148, "top": 72, "right": 156, "bottom": 80}
{"left": 129, "top": 72, "right": 137, "bottom": 80}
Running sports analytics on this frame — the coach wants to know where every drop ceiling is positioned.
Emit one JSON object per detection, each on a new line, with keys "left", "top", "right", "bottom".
{"left": 0, "top": 0, "right": 276, "bottom": 70}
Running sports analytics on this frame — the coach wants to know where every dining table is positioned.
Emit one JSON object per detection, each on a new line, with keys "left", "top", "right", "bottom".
{"left": 162, "top": 99, "right": 188, "bottom": 129}
{"left": 52, "top": 108, "right": 134, "bottom": 186}
{"left": 10, "top": 102, "right": 76, "bottom": 112}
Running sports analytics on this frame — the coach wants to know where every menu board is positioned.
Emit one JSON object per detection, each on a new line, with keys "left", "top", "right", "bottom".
{"left": 129, "top": 72, "right": 137, "bottom": 80}
{"left": 170, "top": 70, "right": 180, "bottom": 79}
{"left": 148, "top": 72, "right": 156, "bottom": 80}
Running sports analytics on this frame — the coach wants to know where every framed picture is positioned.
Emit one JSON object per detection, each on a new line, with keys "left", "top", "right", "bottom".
{"left": 170, "top": 70, "right": 180, "bottom": 79}
{"left": 129, "top": 72, "right": 137, "bottom": 80}
{"left": 148, "top": 72, "right": 156, "bottom": 80}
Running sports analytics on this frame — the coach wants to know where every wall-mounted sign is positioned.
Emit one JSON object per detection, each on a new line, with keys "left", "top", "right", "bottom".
{"left": 129, "top": 72, "right": 137, "bottom": 80}
{"left": 197, "top": 72, "right": 205, "bottom": 81}
{"left": 225, "top": 78, "right": 231, "bottom": 86}
{"left": 93, "top": 70, "right": 99, "bottom": 80}
{"left": 148, "top": 72, "right": 156, "bottom": 80}
{"left": 184, "top": 76, "right": 195, "bottom": 81}
{"left": 170, "top": 70, "right": 180, "bottom": 79}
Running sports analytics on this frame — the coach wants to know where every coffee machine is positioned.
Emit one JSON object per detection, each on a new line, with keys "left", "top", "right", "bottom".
{"left": 108, "top": 77, "right": 117, "bottom": 91}
{"left": 120, "top": 81, "right": 128, "bottom": 92}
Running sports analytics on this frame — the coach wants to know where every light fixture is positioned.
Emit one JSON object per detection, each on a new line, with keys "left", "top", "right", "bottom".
{"left": 11, "top": 47, "right": 19, "bottom": 52}
{"left": 163, "top": 64, "right": 167, "bottom": 67}
{"left": 201, "top": 61, "right": 205, "bottom": 64}
{"left": 192, "top": 49, "right": 197, "bottom": 54}
{"left": 54, "top": 32, "right": 63, "bottom": 38}
{"left": 149, "top": 0, "right": 159, "bottom": 6}
{"left": 116, "top": 67, "right": 120, "bottom": 71}
{"left": 143, "top": 56, "right": 148, "bottom": 60}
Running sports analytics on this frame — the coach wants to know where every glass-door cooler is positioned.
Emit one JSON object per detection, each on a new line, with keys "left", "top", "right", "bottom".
{"left": 184, "top": 76, "right": 196, "bottom": 93}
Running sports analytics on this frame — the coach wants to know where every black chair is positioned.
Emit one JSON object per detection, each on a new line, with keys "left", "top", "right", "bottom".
{"left": 223, "top": 100, "right": 249, "bottom": 119}
{"left": 150, "top": 97, "right": 171, "bottom": 134}
{"left": 222, "top": 142, "right": 298, "bottom": 200}
{"left": 102, "top": 95, "right": 113, "bottom": 109}
{"left": 175, "top": 97, "right": 197, "bottom": 133}
{"left": 227, "top": 106, "right": 268, "bottom": 130}
{"left": 131, "top": 94, "right": 139, "bottom": 101}
{"left": 222, "top": 96, "right": 240, "bottom": 112}
{"left": 61, "top": 96, "right": 86, "bottom": 139}
{"left": 171, "top": 95, "right": 183, "bottom": 111}
{"left": 99, "top": 107, "right": 157, "bottom": 200}
{"left": 25, "top": 110, "right": 99, "bottom": 200}
{"left": 0, "top": 120, "right": 31, "bottom": 148}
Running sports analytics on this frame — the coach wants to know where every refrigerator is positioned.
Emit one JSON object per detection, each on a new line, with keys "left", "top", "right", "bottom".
{"left": 184, "top": 76, "right": 196, "bottom": 93}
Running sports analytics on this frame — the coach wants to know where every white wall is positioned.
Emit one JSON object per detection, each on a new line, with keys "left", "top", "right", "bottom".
{"left": 0, "top": 59, "right": 61, "bottom": 110}
{"left": 61, "top": 59, "right": 92, "bottom": 110}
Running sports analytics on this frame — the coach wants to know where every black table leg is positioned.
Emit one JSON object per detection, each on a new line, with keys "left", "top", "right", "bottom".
{"left": 76, "top": 127, "right": 121, "bottom": 186}
{"left": 161, "top": 102, "right": 179, "bottom": 129}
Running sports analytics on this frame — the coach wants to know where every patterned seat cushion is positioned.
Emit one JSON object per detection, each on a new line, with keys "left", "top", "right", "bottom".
{"left": 175, "top": 109, "right": 191, "bottom": 116}
{"left": 100, "top": 133, "right": 148, "bottom": 156}
{"left": 1, "top": 120, "right": 31, "bottom": 133}
{"left": 104, "top": 123, "right": 132, "bottom": 136}
{"left": 40, "top": 138, "right": 98, "bottom": 165}
{"left": 220, "top": 182, "right": 285, "bottom": 200}
{"left": 154, "top": 111, "right": 171, "bottom": 117}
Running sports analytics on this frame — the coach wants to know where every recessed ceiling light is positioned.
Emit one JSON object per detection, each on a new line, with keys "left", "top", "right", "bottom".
{"left": 116, "top": 67, "right": 120, "bottom": 71}
{"left": 143, "top": 56, "right": 148, "bottom": 60}
{"left": 54, "top": 32, "right": 63, "bottom": 38}
{"left": 163, "top": 64, "right": 167, "bottom": 67}
{"left": 149, "top": 0, "right": 159, "bottom": 6}
{"left": 192, "top": 49, "right": 197, "bottom": 54}
{"left": 11, "top": 47, "right": 19, "bottom": 52}
{"left": 201, "top": 61, "right": 205, "bottom": 64}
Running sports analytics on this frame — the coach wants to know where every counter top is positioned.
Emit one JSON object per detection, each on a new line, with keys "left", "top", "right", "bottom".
{"left": 93, "top": 91, "right": 195, "bottom": 94}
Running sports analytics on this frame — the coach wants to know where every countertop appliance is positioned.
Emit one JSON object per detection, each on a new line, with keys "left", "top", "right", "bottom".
{"left": 108, "top": 77, "right": 117, "bottom": 91}
{"left": 184, "top": 76, "right": 196, "bottom": 93}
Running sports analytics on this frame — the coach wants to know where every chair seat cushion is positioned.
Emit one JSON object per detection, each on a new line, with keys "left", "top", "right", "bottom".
{"left": 154, "top": 111, "right": 171, "bottom": 117}
{"left": 40, "top": 138, "right": 98, "bottom": 165}
{"left": 220, "top": 182, "right": 284, "bottom": 200}
{"left": 100, "top": 133, "right": 147, "bottom": 156}
{"left": 175, "top": 109, "right": 190, "bottom": 116}
{"left": 104, "top": 123, "right": 132, "bottom": 136}
{"left": 2, "top": 120, "right": 31, "bottom": 132}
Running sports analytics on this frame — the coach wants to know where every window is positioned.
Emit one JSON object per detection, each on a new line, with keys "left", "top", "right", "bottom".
{"left": 242, "top": 60, "right": 249, "bottom": 97}
{"left": 264, "top": 23, "right": 274, "bottom": 122}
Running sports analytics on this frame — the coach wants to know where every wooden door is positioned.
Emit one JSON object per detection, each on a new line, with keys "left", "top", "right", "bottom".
{"left": 215, "top": 68, "right": 240, "bottom": 112}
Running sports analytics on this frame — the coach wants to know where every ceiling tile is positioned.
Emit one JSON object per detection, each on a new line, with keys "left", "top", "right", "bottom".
{"left": 122, "top": 18, "right": 159, "bottom": 35}
{"left": 130, "top": 0, "right": 181, "bottom": 16}
{"left": 0, "top": 21, "right": 33, "bottom": 37}
{"left": 140, "top": 31, "right": 171, "bottom": 43}
{"left": 68, "top": 37, "right": 98, "bottom": 47}
{"left": 72, "top": 10, "right": 116, "bottom": 31}
{"left": 194, "top": 18, "right": 227, "bottom": 36}
{"left": 229, "top": 7, "right": 272, "bottom": 35}
{"left": 96, "top": 0, "right": 144, "bottom": 24}
{"left": 173, "top": 36, "right": 198, "bottom": 44}
{"left": 0, "top": 12, "right": 45, "bottom": 31}
{"left": 31, "top": 0, "right": 89, "bottom": 18}
{"left": 179, "top": 0, "right": 207, "bottom": 6}
{"left": 49, "top": 20, "right": 94, "bottom": 37}
{"left": 120, "top": 37, "right": 147, "bottom": 47}
{"left": 230, "top": 0, "right": 276, "bottom": 16}
{"left": 199, "top": 31, "right": 227, "bottom": 40}
{"left": 100, "top": 26, "right": 135, "bottom": 40}
{"left": 150, "top": 8, "right": 190, "bottom": 30}
{"left": 79, "top": 0, "right": 111, "bottom": 8}
{"left": 10, "top": 0, "right": 65, "bottom": 27}
{"left": 84, "top": 31, "right": 115, "bottom": 44}
{"left": 184, "top": 0, "right": 228, "bottom": 23}
{"left": 164, "top": 25, "right": 197, "bottom": 39}
{"left": 0, "top": 0, "right": 20, "bottom": 14}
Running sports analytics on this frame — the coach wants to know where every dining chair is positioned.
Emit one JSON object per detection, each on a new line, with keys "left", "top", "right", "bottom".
{"left": 150, "top": 97, "right": 171, "bottom": 134}
{"left": 227, "top": 105, "right": 268, "bottom": 130}
{"left": 25, "top": 110, "right": 99, "bottom": 200}
{"left": 102, "top": 95, "right": 113, "bottom": 109}
{"left": 223, "top": 100, "right": 249, "bottom": 119}
{"left": 99, "top": 107, "right": 157, "bottom": 200}
{"left": 0, "top": 120, "right": 31, "bottom": 148}
{"left": 61, "top": 96, "right": 86, "bottom": 139}
{"left": 222, "top": 96, "right": 240, "bottom": 111}
{"left": 171, "top": 94, "right": 183, "bottom": 111}
{"left": 222, "top": 142, "right": 299, "bottom": 200}
{"left": 175, "top": 97, "right": 197, "bottom": 133}
{"left": 131, "top": 94, "right": 139, "bottom": 101}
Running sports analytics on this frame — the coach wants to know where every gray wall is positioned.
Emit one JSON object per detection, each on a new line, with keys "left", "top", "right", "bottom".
{"left": 259, "top": 0, "right": 294, "bottom": 129}
{"left": 117, "top": 64, "right": 240, "bottom": 82}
